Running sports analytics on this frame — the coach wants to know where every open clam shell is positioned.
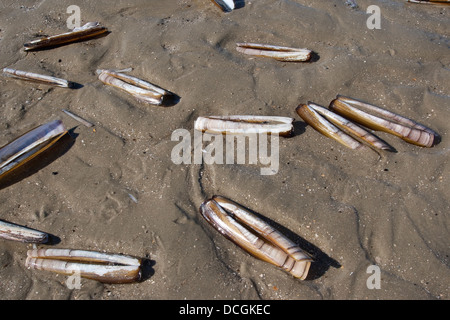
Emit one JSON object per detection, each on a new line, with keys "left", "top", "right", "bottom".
{"left": 194, "top": 115, "right": 294, "bottom": 137}
{"left": 25, "top": 248, "right": 142, "bottom": 284}
{"left": 296, "top": 103, "right": 363, "bottom": 150}
{"left": 306, "top": 102, "right": 394, "bottom": 151}
{"left": 211, "top": 0, "right": 235, "bottom": 12}
{"left": 2, "top": 68, "right": 73, "bottom": 88}
{"left": 0, "top": 220, "right": 49, "bottom": 243}
{"left": 97, "top": 69, "right": 171, "bottom": 106}
{"left": 236, "top": 43, "right": 312, "bottom": 62}
{"left": 200, "top": 196, "right": 313, "bottom": 280}
{"left": 0, "top": 120, "right": 67, "bottom": 180}
{"left": 329, "top": 95, "right": 440, "bottom": 148}
{"left": 24, "top": 22, "right": 108, "bottom": 51}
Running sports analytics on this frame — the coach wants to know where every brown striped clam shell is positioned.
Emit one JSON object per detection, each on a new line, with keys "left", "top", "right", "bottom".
{"left": 200, "top": 196, "right": 313, "bottom": 280}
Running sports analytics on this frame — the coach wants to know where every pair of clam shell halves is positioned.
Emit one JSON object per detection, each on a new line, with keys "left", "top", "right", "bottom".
{"left": 297, "top": 95, "right": 440, "bottom": 150}
{"left": 200, "top": 196, "right": 313, "bottom": 280}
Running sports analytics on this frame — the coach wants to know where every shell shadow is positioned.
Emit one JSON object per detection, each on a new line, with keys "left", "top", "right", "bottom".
{"left": 161, "top": 92, "right": 181, "bottom": 107}
{"left": 45, "top": 233, "right": 62, "bottom": 245}
{"left": 292, "top": 120, "right": 308, "bottom": 137}
{"left": 309, "top": 51, "right": 320, "bottom": 63}
{"left": 139, "top": 258, "right": 156, "bottom": 282}
{"left": 68, "top": 81, "right": 84, "bottom": 89}
{"left": 0, "top": 127, "right": 78, "bottom": 190}
{"left": 234, "top": 0, "right": 245, "bottom": 9}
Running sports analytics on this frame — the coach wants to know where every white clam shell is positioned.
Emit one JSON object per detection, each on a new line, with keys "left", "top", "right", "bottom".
{"left": 194, "top": 115, "right": 294, "bottom": 136}
{"left": 0, "top": 120, "right": 67, "bottom": 178}
{"left": 26, "top": 248, "right": 142, "bottom": 284}
{"left": 0, "top": 220, "right": 49, "bottom": 243}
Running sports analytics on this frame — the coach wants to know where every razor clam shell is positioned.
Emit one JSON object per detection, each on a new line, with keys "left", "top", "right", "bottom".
{"left": 26, "top": 249, "right": 142, "bottom": 284}
{"left": 200, "top": 197, "right": 312, "bottom": 279}
{"left": 25, "top": 258, "right": 141, "bottom": 284}
{"left": 330, "top": 96, "right": 439, "bottom": 147}
{"left": 0, "top": 120, "right": 67, "bottom": 178}
{"left": 194, "top": 115, "right": 294, "bottom": 137}
{"left": 236, "top": 43, "right": 312, "bottom": 62}
{"left": 97, "top": 69, "right": 167, "bottom": 95}
{"left": 62, "top": 109, "right": 94, "bottom": 128}
{"left": 2, "top": 68, "right": 72, "bottom": 88}
{"left": 97, "top": 69, "right": 166, "bottom": 105}
{"left": 296, "top": 104, "right": 363, "bottom": 150}
{"left": 213, "top": 196, "right": 312, "bottom": 263}
{"left": 27, "top": 249, "right": 141, "bottom": 266}
{"left": 201, "top": 200, "right": 288, "bottom": 267}
{"left": 307, "top": 102, "right": 393, "bottom": 151}
{"left": 407, "top": 0, "right": 450, "bottom": 4}
{"left": 211, "top": 0, "right": 235, "bottom": 12}
{"left": 0, "top": 220, "right": 48, "bottom": 243}
{"left": 23, "top": 22, "right": 108, "bottom": 51}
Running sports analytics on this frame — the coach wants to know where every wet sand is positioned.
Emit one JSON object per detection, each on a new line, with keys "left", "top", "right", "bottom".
{"left": 0, "top": 0, "right": 449, "bottom": 300}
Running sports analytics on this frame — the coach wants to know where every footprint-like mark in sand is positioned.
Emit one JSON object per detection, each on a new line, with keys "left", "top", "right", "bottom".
{"left": 144, "top": 232, "right": 167, "bottom": 283}
{"left": 34, "top": 204, "right": 51, "bottom": 222}
{"left": 99, "top": 191, "right": 124, "bottom": 222}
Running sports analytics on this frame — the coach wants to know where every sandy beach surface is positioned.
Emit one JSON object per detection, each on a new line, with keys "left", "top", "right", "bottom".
{"left": 0, "top": 0, "right": 448, "bottom": 300}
